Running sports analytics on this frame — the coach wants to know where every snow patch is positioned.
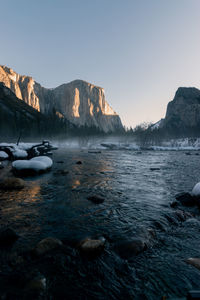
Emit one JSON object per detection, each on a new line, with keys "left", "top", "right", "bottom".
{"left": 0, "top": 151, "right": 8, "bottom": 160}
{"left": 12, "top": 149, "right": 28, "bottom": 158}
{"left": 12, "top": 156, "right": 53, "bottom": 173}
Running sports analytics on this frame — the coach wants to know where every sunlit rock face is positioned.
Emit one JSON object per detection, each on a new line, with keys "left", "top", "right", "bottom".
{"left": 0, "top": 66, "right": 123, "bottom": 133}
{"left": 52, "top": 80, "right": 123, "bottom": 132}
{"left": 0, "top": 66, "right": 40, "bottom": 111}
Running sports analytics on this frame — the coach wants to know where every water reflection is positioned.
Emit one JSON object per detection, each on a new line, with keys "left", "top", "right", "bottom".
{"left": 1, "top": 150, "right": 200, "bottom": 298}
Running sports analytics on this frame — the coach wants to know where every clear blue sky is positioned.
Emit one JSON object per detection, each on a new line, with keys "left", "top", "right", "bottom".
{"left": 1, "top": 0, "right": 200, "bottom": 127}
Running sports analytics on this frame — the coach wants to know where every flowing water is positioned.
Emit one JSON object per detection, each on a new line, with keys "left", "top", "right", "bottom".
{"left": 1, "top": 149, "right": 200, "bottom": 299}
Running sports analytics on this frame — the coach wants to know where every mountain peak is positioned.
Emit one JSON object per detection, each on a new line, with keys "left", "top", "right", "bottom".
{"left": 175, "top": 87, "right": 200, "bottom": 98}
{"left": 0, "top": 65, "right": 123, "bottom": 133}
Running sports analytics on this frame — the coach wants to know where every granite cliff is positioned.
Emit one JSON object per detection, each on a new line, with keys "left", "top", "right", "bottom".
{"left": 0, "top": 66, "right": 123, "bottom": 133}
{"left": 0, "top": 82, "right": 72, "bottom": 139}
{"left": 151, "top": 87, "right": 200, "bottom": 137}
{"left": 163, "top": 87, "right": 200, "bottom": 129}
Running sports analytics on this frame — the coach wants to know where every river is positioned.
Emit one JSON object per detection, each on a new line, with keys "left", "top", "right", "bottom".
{"left": 0, "top": 149, "right": 200, "bottom": 299}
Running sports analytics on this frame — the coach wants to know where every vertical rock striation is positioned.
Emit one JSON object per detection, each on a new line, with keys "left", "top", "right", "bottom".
{"left": 0, "top": 65, "right": 123, "bottom": 133}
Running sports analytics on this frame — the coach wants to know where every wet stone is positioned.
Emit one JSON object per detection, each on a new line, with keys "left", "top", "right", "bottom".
{"left": 0, "top": 228, "right": 19, "bottom": 245}
{"left": 150, "top": 168, "right": 160, "bottom": 171}
{"left": 185, "top": 152, "right": 191, "bottom": 155}
{"left": 79, "top": 237, "right": 105, "bottom": 256}
{"left": 115, "top": 239, "right": 147, "bottom": 259}
{"left": 175, "top": 192, "right": 195, "bottom": 206}
{"left": 87, "top": 195, "right": 105, "bottom": 204}
{"left": 25, "top": 273, "right": 46, "bottom": 297}
{"left": 170, "top": 201, "right": 179, "bottom": 208}
{"left": 186, "top": 257, "right": 200, "bottom": 270}
{"left": 0, "top": 177, "right": 25, "bottom": 190}
{"left": 34, "top": 237, "right": 63, "bottom": 256}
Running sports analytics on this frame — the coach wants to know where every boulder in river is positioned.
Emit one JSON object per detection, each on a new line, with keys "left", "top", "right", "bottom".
{"left": 115, "top": 238, "right": 147, "bottom": 259}
{"left": 34, "top": 237, "right": 63, "bottom": 256}
{"left": 0, "top": 228, "right": 19, "bottom": 245}
{"left": 150, "top": 167, "right": 160, "bottom": 171}
{"left": 25, "top": 273, "right": 46, "bottom": 297}
{"left": 79, "top": 237, "right": 105, "bottom": 256}
{"left": 76, "top": 161, "right": 82, "bottom": 165}
{"left": 87, "top": 195, "right": 105, "bottom": 204}
{"left": 175, "top": 192, "right": 195, "bottom": 206}
{"left": 170, "top": 200, "right": 179, "bottom": 208}
{"left": 185, "top": 258, "right": 200, "bottom": 270}
{"left": 0, "top": 177, "right": 25, "bottom": 190}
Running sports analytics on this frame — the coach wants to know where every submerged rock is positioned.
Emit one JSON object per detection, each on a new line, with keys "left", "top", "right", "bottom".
{"left": 54, "top": 169, "right": 69, "bottom": 176}
{"left": 185, "top": 152, "right": 191, "bottom": 155}
{"left": 34, "top": 237, "right": 63, "bottom": 256}
{"left": 79, "top": 237, "right": 105, "bottom": 256}
{"left": 186, "top": 258, "right": 200, "bottom": 270}
{"left": 25, "top": 273, "right": 46, "bottom": 297}
{"left": 0, "top": 228, "right": 19, "bottom": 245}
{"left": 150, "top": 167, "right": 160, "bottom": 171}
{"left": 153, "top": 219, "right": 168, "bottom": 232}
{"left": 115, "top": 238, "right": 147, "bottom": 259}
{"left": 0, "top": 177, "right": 25, "bottom": 190}
{"left": 76, "top": 161, "right": 82, "bottom": 165}
{"left": 175, "top": 192, "right": 195, "bottom": 206}
{"left": 87, "top": 195, "right": 105, "bottom": 204}
{"left": 170, "top": 200, "right": 179, "bottom": 208}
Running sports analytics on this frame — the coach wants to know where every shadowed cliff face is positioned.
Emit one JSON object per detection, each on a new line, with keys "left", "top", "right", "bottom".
{"left": 162, "top": 87, "right": 200, "bottom": 131}
{"left": 0, "top": 66, "right": 123, "bottom": 133}
{"left": 0, "top": 82, "right": 73, "bottom": 139}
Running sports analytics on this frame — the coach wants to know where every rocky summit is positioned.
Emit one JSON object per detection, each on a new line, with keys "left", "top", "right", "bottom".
{"left": 151, "top": 87, "right": 200, "bottom": 136}
{"left": 0, "top": 66, "right": 123, "bottom": 133}
{"left": 163, "top": 87, "right": 200, "bottom": 129}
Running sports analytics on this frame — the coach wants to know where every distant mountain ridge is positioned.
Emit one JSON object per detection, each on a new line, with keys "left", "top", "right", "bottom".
{"left": 0, "top": 65, "right": 123, "bottom": 133}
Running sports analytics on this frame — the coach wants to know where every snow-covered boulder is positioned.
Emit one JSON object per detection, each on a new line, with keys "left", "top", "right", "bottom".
{"left": 12, "top": 156, "right": 53, "bottom": 176}
{"left": 0, "top": 151, "right": 8, "bottom": 160}
{"left": 191, "top": 182, "right": 200, "bottom": 197}
{"left": 12, "top": 149, "right": 28, "bottom": 159}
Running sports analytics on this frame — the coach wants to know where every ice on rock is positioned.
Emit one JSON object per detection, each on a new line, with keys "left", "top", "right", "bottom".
{"left": 0, "top": 151, "right": 9, "bottom": 160}
{"left": 12, "top": 149, "right": 28, "bottom": 159}
{"left": 191, "top": 182, "right": 200, "bottom": 197}
{"left": 12, "top": 156, "right": 53, "bottom": 174}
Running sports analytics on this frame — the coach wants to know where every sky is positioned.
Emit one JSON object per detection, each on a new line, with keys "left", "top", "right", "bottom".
{"left": 1, "top": 0, "right": 200, "bottom": 127}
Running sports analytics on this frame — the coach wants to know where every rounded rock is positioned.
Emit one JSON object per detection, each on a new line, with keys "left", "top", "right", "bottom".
{"left": 34, "top": 237, "right": 63, "bottom": 256}
{"left": 0, "top": 177, "right": 25, "bottom": 190}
